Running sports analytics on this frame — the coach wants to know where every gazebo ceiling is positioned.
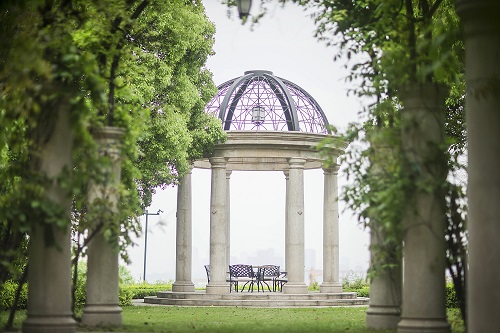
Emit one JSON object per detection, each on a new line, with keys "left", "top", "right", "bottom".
{"left": 204, "top": 70, "right": 330, "bottom": 134}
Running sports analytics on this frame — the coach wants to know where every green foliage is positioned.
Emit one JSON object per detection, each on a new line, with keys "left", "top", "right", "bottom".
{"left": 0, "top": 280, "right": 27, "bottom": 311}
{"left": 120, "top": 281, "right": 173, "bottom": 300}
{"left": 342, "top": 273, "right": 370, "bottom": 298}
{"left": 308, "top": 281, "right": 319, "bottom": 291}
{"left": 1, "top": 0, "right": 225, "bottom": 291}
{"left": 446, "top": 282, "right": 459, "bottom": 309}
{"left": 119, "top": 287, "right": 134, "bottom": 307}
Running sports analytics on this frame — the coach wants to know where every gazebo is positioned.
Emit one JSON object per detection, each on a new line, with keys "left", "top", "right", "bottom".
{"left": 170, "top": 70, "right": 346, "bottom": 295}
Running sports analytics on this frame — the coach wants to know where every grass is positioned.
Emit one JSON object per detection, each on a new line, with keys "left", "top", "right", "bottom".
{"left": 1, "top": 306, "right": 464, "bottom": 333}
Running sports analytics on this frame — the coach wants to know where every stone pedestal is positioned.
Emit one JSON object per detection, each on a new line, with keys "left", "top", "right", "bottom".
{"left": 456, "top": 2, "right": 500, "bottom": 332}
{"left": 283, "top": 158, "right": 308, "bottom": 294}
{"left": 82, "top": 127, "right": 124, "bottom": 327}
{"left": 172, "top": 169, "right": 195, "bottom": 292}
{"left": 320, "top": 165, "right": 342, "bottom": 293}
{"left": 366, "top": 229, "right": 401, "bottom": 329}
{"left": 397, "top": 84, "right": 450, "bottom": 333}
{"left": 23, "top": 106, "right": 77, "bottom": 333}
{"left": 206, "top": 157, "right": 230, "bottom": 294}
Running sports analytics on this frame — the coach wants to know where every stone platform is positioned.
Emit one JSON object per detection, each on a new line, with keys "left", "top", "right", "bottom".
{"left": 144, "top": 291, "right": 369, "bottom": 307}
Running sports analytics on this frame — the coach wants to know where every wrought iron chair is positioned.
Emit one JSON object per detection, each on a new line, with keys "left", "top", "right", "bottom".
{"left": 274, "top": 270, "right": 288, "bottom": 292}
{"left": 205, "top": 264, "right": 236, "bottom": 292}
{"left": 229, "top": 264, "right": 256, "bottom": 292}
{"left": 256, "top": 265, "right": 281, "bottom": 292}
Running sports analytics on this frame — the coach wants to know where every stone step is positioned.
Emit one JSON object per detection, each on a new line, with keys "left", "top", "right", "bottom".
{"left": 145, "top": 296, "right": 368, "bottom": 307}
{"left": 156, "top": 291, "right": 357, "bottom": 300}
{"left": 144, "top": 291, "right": 369, "bottom": 307}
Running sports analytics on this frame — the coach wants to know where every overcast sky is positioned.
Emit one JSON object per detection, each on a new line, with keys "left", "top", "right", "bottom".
{"left": 125, "top": 1, "right": 370, "bottom": 285}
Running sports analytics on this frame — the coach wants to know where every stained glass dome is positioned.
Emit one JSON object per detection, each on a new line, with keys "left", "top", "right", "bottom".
{"left": 205, "top": 70, "right": 330, "bottom": 134}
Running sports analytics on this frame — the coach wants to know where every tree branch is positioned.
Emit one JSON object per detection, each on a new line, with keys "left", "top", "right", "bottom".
{"left": 428, "top": 0, "right": 444, "bottom": 18}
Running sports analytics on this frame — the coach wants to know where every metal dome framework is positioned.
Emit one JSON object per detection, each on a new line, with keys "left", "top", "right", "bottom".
{"left": 205, "top": 70, "right": 330, "bottom": 134}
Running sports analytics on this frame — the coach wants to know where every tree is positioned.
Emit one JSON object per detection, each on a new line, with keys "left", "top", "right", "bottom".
{"left": 0, "top": 0, "right": 225, "bottom": 322}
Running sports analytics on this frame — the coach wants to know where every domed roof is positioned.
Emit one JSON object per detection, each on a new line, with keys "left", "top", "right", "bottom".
{"left": 205, "top": 70, "right": 330, "bottom": 134}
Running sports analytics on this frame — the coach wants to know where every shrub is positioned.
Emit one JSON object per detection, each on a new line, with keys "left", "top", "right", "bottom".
{"left": 342, "top": 273, "right": 370, "bottom": 297}
{"left": 73, "top": 262, "right": 87, "bottom": 307}
{"left": 0, "top": 280, "right": 28, "bottom": 310}
{"left": 308, "top": 281, "right": 320, "bottom": 291}
{"left": 446, "top": 282, "right": 458, "bottom": 308}
{"left": 119, "top": 287, "right": 134, "bottom": 306}
{"left": 120, "top": 281, "right": 173, "bottom": 299}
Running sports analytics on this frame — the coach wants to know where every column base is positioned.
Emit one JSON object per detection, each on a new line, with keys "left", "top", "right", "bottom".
{"left": 23, "top": 314, "right": 76, "bottom": 333}
{"left": 319, "top": 282, "right": 343, "bottom": 293}
{"left": 398, "top": 317, "right": 450, "bottom": 333}
{"left": 172, "top": 281, "right": 195, "bottom": 292}
{"left": 366, "top": 305, "right": 401, "bottom": 329}
{"left": 282, "top": 283, "right": 308, "bottom": 294}
{"left": 81, "top": 304, "right": 122, "bottom": 327}
{"left": 206, "top": 282, "right": 230, "bottom": 294}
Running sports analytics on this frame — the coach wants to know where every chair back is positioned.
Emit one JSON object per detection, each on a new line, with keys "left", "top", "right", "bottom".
{"left": 260, "top": 265, "right": 280, "bottom": 279}
{"left": 229, "top": 264, "right": 254, "bottom": 278}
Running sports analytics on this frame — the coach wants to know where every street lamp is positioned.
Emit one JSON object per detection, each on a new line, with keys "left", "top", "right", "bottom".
{"left": 143, "top": 209, "right": 163, "bottom": 282}
{"left": 236, "top": 0, "right": 252, "bottom": 20}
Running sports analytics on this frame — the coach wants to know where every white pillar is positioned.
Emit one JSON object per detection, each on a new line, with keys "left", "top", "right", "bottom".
{"left": 397, "top": 84, "right": 450, "bottom": 333}
{"left": 282, "top": 158, "right": 308, "bottom": 294}
{"left": 283, "top": 170, "right": 289, "bottom": 273}
{"left": 206, "top": 157, "right": 229, "bottom": 294}
{"left": 172, "top": 168, "right": 195, "bottom": 292}
{"left": 23, "top": 106, "right": 77, "bottom": 333}
{"left": 82, "top": 127, "right": 124, "bottom": 327}
{"left": 320, "top": 164, "right": 342, "bottom": 293}
{"left": 456, "top": 2, "right": 500, "bottom": 332}
{"left": 226, "top": 170, "right": 232, "bottom": 268}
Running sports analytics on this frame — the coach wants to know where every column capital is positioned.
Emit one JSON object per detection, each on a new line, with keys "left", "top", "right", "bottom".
{"left": 288, "top": 157, "right": 306, "bottom": 169}
{"left": 283, "top": 170, "right": 289, "bottom": 179}
{"left": 226, "top": 169, "right": 233, "bottom": 178}
{"left": 323, "top": 164, "right": 340, "bottom": 175}
{"left": 209, "top": 157, "right": 227, "bottom": 168}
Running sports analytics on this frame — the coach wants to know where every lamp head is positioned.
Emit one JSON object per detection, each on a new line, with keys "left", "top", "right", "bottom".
{"left": 236, "top": 0, "right": 252, "bottom": 20}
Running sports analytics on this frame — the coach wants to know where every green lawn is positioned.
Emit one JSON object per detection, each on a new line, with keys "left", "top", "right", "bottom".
{"left": 2, "top": 306, "right": 464, "bottom": 333}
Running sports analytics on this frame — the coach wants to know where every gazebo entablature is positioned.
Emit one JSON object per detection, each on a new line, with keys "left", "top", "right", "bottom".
{"left": 194, "top": 131, "right": 345, "bottom": 171}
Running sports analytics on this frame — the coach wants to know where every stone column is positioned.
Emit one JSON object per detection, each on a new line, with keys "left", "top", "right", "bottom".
{"left": 206, "top": 157, "right": 229, "bottom": 294}
{"left": 320, "top": 164, "right": 342, "bottom": 293}
{"left": 172, "top": 168, "right": 195, "bottom": 292}
{"left": 226, "top": 170, "right": 232, "bottom": 268}
{"left": 366, "top": 130, "right": 402, "bottom": 329}
{"left": 366, "top": 227, "right": 402, "bottom": 329}
{"left": 82, "top": 127, "right": 124, "bottom": 327}
{"left": 23, "top": 106, "right": 77, "bottom": 333}
{"left": 282, "top": 158, "right": 308, "bottom": 294}
{"left": 456, "top": 2, "right": 500, "bottom": 332}
{"left": 397, "top": 84, "right": 450, "bottom": 333}
{"left": 283, "top": 170, "right": 289, "bottom": 273}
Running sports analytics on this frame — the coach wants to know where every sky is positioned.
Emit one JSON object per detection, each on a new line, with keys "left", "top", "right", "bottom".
{"left": 124, "top": 1, "right": 371, "bottom": 286}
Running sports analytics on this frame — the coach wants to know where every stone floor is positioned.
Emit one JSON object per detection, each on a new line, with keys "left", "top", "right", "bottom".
{"left": 143, "top": 290, "right": 369, "bottom": 307}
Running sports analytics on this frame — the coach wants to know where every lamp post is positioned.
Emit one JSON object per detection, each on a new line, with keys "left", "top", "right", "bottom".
{"left": 236, "top": 0, "right": 252, "bottom": 20}
{"left": 143, "top": 209, "right": 162, "bottom": 282}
